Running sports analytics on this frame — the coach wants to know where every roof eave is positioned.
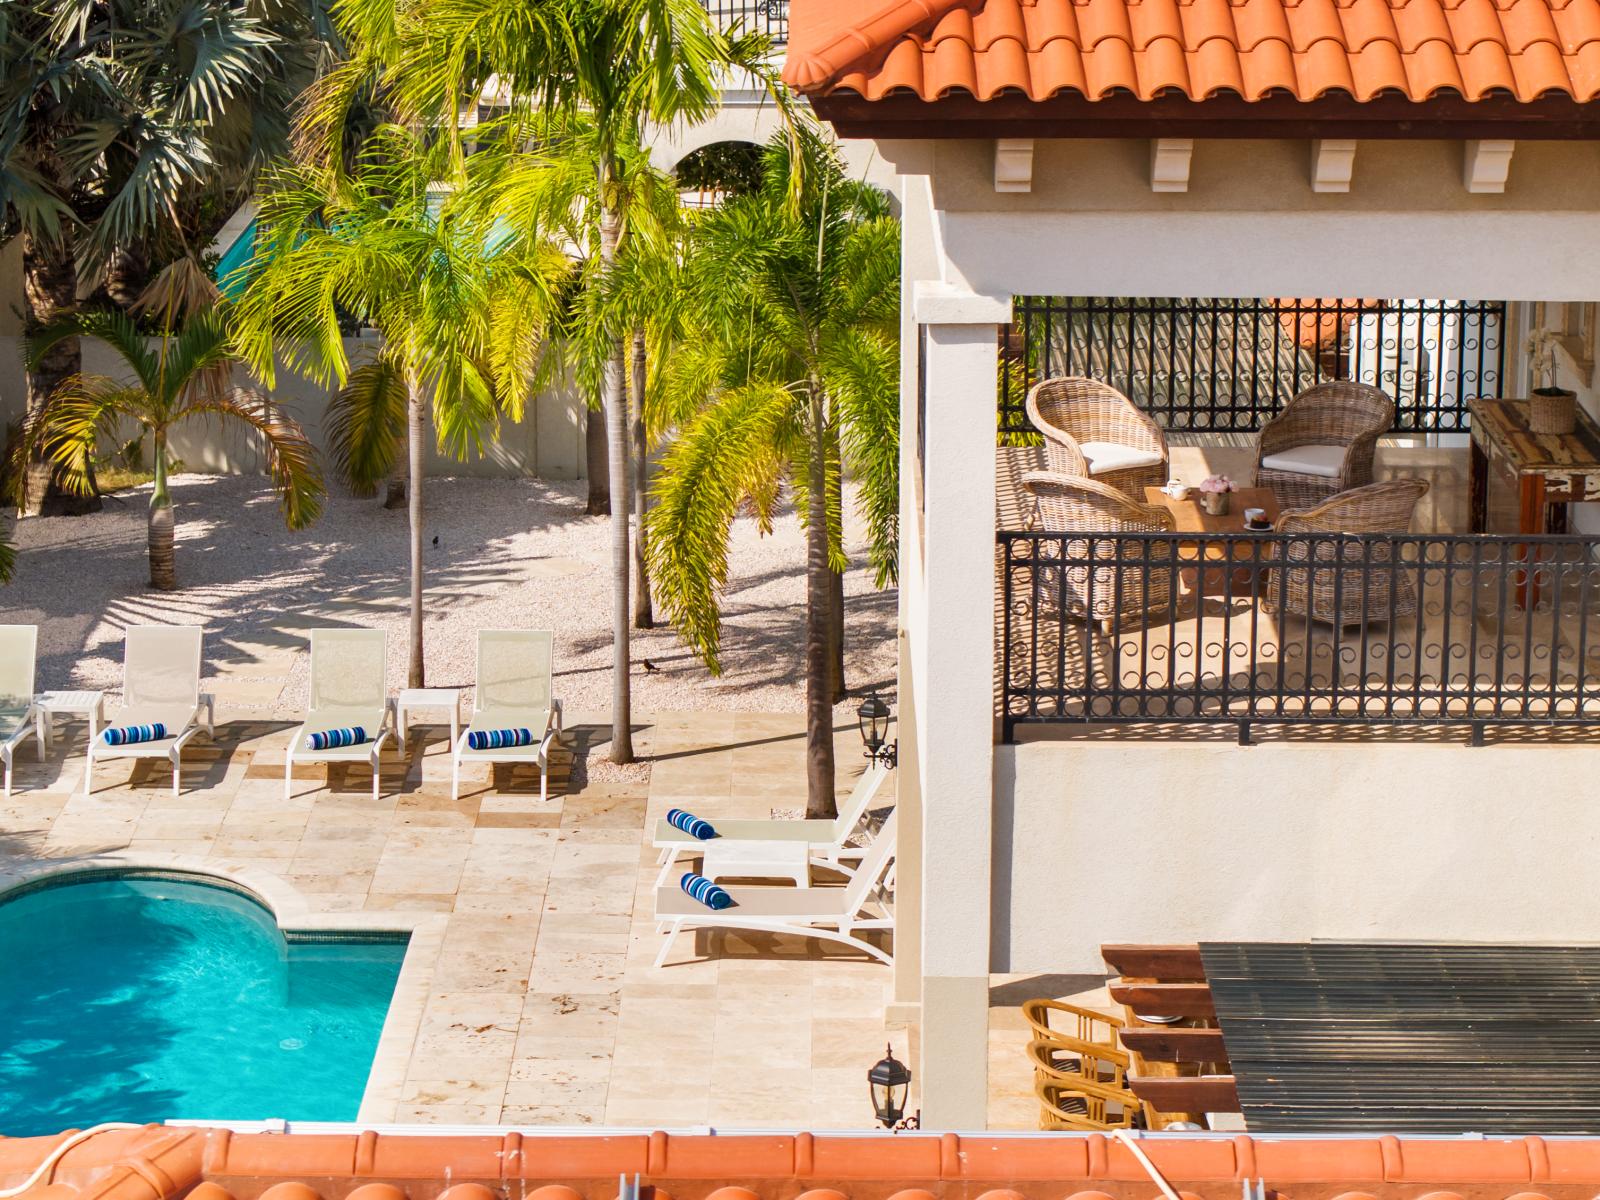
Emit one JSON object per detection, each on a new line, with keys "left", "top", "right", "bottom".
{"left": 808, "top": 89, "right": 1600, "bottom": 141}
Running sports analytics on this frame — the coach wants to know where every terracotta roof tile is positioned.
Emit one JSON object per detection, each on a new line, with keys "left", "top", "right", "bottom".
{"left": 21, "top": 1128, "right": 1600, "bottom": 1200}
{"left": 783, "top": 0, "right": 1600, "bottom": 102}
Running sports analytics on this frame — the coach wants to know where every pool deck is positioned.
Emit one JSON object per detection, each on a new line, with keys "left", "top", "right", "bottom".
{"left": 0, "top": 711, "right": 905, "bottom": 1128}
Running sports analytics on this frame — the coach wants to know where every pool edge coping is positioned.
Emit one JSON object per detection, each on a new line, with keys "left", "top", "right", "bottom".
{"left": 0, "top": 853, "right": 447, "bottom": 1126}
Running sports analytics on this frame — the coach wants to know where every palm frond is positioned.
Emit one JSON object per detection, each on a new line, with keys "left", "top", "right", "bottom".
{"left": 182, "top": 388, "right": 326, "bottom": 529}
{"left": 646, "top": 380, "right": 791, "bottom": 672}
{"left": 26, "top": 309, "right": 159, "bottom": 395}
{"left": 14, "top": 376, "right": 147, "bottom": 498}
{"left": 324, "top": 353, "right": 407, "bottom": 496}
{"left": 825, "top": 326, "right": 900, "bottom": 587}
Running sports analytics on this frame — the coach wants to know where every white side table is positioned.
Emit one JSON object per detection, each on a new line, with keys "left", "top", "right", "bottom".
{"left": 395, "top": 687, "right": 460, "bottom": 753}
{"left": 698, "top": 839, "right": 810, "bottom": 888}
{"left": 34, "top": 690, "right": 105, "bottom": 754}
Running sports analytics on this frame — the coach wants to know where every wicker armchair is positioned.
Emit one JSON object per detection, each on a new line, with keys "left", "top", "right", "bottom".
{"left": 1022, "top": 471, "right": 1177, "bottom": 630}
{"left": 1268, "top": 478, "right": 1431, "bottom": 626}
{"left": 1025, "top": 377, "right": 1169, "bottom": 494}
{"left": 1026, "top": 1038, "right": 1146, "bottom": 1131}
{"left": 1254, "top": 381, "right": 1395, "bottom": 508}
{"left": 1021, "top": 998, "right": 1125, "bottom": 1049}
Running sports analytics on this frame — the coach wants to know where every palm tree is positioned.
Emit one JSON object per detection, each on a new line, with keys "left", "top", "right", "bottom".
{"left": 0, "top": 0, "right": 335, "bottom": 514}
{"left": 647, "top": 129, "right": 900, "bottom": 819}
{"left": 233, "top": 123, "right": 563, "bottom": 685}
{"left": 360, "top": 0, "right": 788, "bottom": 764}
{"left": 463, "top": 115, "right": 688, "bottom": 631}
{"left": 18, "top": 304, "right": 323, "bottom": 590}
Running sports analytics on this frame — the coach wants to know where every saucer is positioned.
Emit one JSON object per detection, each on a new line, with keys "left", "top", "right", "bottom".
{"left": 1243, "top": 518, "right": 1273, "bottom": 531}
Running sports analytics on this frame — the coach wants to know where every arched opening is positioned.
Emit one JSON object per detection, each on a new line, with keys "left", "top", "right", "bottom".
{"left": 673, "top": 140, "right": 765, "bottom": 207}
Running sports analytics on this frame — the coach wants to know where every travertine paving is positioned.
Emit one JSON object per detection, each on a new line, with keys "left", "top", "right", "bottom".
{"left": 0, "top": 709, "right": 904, "bottom": 1128}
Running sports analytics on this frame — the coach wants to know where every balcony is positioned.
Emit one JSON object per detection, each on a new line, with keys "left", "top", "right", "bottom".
{"left": 703, "top": 0, "right": 787, "bottom": 43}
{"left": 991, "top": 296, "right": 1600, "bottom": 745}
{"left": 996, "top": 438, "right": 1600, "bottom": 744}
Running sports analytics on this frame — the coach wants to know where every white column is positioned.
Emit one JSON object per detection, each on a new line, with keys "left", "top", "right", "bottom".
{"left": 913, "top": 282, "right": 1006, "bottom": 1129}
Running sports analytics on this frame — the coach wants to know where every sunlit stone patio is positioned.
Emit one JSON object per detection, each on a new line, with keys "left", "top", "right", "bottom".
{"left": 0, "top": 711, "right": 905, "bottom": 1128}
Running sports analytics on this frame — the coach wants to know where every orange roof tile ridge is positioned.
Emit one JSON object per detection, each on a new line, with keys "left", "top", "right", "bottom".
{"left": 16, "top": 1130, "right": 1600, "bottom": 1200}
{"left": 783, "top": 0, "right": 974, "bottom": 88}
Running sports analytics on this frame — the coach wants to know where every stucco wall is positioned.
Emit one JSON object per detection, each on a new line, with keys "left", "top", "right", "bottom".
{"left": 993, "top": 738, "right": 1600, "bottom": 973}
{"left": 0, "top": 333, "right": 589, "bottom": 480}
{"left": 870, "top": 137, "right": 1600, "bottom": 302}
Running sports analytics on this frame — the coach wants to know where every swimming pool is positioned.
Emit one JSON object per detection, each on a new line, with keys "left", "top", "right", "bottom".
{"left": 0, "top": 875, "right": 406, "bottom": 1136}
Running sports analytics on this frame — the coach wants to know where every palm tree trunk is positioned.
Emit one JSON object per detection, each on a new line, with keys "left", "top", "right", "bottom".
{"left": 585, "top": 405, "right": 610, "bottom": 515}
{"left": 631, "top": 329, "right": 654, "bottom": 630}
{"left": 148, "top": 435, "right": 177, "bottom": 591}
{"left": 600, "top": 181, "right": 633, "bottom": 763}
{"left": 20, "top": 231, "right": 100, "bottom": 517}
{"left": 805, "top": 386, "right": 838, "bottom": 820}
{"left": 825, "top": 419, "right": 846, "bottom": 702}
{"left": 406, "top": 375, "right": 427, "bottom": 688}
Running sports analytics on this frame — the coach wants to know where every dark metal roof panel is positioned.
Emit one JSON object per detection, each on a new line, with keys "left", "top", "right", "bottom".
{"left": 1200, "top": 941, "right": 1600, "bottom": 1135}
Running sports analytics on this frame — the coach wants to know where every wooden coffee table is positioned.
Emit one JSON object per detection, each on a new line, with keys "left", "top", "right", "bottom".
{"left": 1144, "top": 486, "right": 1282, "bottom": 597}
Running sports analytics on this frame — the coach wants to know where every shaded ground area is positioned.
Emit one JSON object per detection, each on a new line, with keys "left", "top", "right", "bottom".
{"left": 2, "top": 475, "right": 898, "bottom": 724}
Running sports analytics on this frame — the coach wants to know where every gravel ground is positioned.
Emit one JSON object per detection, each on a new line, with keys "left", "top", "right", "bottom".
{"left": 1, "top": 474, "right": 898, "bottom": 732}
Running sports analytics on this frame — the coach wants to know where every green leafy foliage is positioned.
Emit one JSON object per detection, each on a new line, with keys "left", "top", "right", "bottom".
{"left": 0, "top": 0, "right": 337, "bottom": 275}
{"left": 15, "top": 303, "right": 325, "bottom": 531}
{"left": 647, "top": 124, "right": 900, "bottom": 672}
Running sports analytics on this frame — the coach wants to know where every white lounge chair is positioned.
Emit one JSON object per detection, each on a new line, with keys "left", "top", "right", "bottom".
{"left": 285, "top": 628, "right": 392, "bottom": 802}
{"left": 451, "top": 629, "right": 563, "bottom": 801}
{"left": 85, "top": 625, "right": 214, "bottom": 796}
{"left": 653, "top": 808, "right": 898, "bottom": 969}
{"left": 651, "top": 761, "right": 891, "bottom": 888}
{"left": 0, "top": 625, "right": 42, "bottom": 798}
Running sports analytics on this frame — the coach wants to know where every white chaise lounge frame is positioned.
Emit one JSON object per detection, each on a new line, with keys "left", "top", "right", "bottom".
{"left": 451, "top": 629, "right": 563, "bottom": 801}
{"left": 0, "top": 625, "right": 42, "bottom": 798}
{"left": 650, "top": 761, "right": 891, "bottom": 888}
{"left": 285, "top": 628, "right": 392, "bottom": 802}
{"left": 653, "top": 807, "right": 898, "bottom": 969}
{"left": 85, "top": 625, "right": 214, "bottom": 797}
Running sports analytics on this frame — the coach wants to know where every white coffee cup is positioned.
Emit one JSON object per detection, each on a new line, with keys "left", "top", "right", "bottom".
{"left": 1244, "top": 507, "right": 1267, "bottom": 526}
{"left": 1164, "top": 480, "right": 1190, "bottom": 500}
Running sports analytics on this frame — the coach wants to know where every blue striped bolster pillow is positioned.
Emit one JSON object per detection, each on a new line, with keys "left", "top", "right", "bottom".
{"left": 680, "top": 872, "right": 733, "bottom": 910}
{"left": 306, "top": 726, "right": 369, "bottom": 751}
{"left": 466, "top": 727, "right": 534, "bottom": 751}
{"left": 103, "top": 723, "right": 167, "bottom": 746}
{"left": 666, "top": 808, "right": 717, "bottom": 840}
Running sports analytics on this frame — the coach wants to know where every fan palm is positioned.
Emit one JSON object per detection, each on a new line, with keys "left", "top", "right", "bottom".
{"left": 232, "top": 123, "right": 565, "bottom": 685}
{"left": 345, "top": 0, "right": 791, "bottom": 763}
{"left": 647, "top": 129, "right": 900, "bottom": 818}
{"left": 0, "top": 0, "right": 335, "bottom": 513}
{"left": 18, "top": 305, "right": 323, "bottom": 589}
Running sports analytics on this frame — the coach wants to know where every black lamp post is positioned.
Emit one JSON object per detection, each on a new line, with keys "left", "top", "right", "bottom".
{"left": 857, "top": 693, "right": 896, "bottom": 768}
{"left": 867, "top": 1044, "right": 918, "bottom": 1130}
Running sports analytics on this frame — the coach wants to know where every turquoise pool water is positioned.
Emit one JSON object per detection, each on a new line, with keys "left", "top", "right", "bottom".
{"left": 0, "top": 876, "right": 406, "bottom": 1135}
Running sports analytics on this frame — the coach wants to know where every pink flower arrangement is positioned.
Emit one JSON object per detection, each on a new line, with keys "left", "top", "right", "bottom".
{"left": 1199, "top": 474, "right": 1234, "bottom": 494}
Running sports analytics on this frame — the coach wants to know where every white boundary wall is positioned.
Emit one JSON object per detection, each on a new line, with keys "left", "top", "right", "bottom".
{"left": 994, "top": 738, "right": 1600, "bottom": 972}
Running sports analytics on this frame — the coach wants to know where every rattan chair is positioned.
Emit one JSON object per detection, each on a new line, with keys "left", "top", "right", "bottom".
{"left": 1025, "top": 377, "right": 1169, "bottom": 494}
{"left": 1268, "top": 478, "right": 1431, "bottom": 626}
{"left": 1254, "top": 381, "right": 1395, "bottom": 507}
{"left": 1021, "top": 998, "right": 1125, "bottom": 1049}
{"left": 1023, "top": 471, "right": 1177, "bottom": 630}
{"left": 1026, "top": 1038, "right": 1146, "bottom": 1131}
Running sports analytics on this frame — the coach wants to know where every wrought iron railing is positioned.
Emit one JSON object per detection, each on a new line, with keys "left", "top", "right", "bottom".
{"left": 703, "top": 0, "right": 787, "bottom": 42}
{"left": 997, "top": 529, "right": 1600, "bottom": 743}
{"left": 999, "top": 297, "right": 1508, "bottom": 437}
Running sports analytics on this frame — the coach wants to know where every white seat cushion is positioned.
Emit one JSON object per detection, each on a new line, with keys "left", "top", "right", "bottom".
{"left": 1260, "top": 443, "right": 1347, "bottom": 479}
{"left": 1078, "top": 441, "right": 1164, "bottom": 476}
